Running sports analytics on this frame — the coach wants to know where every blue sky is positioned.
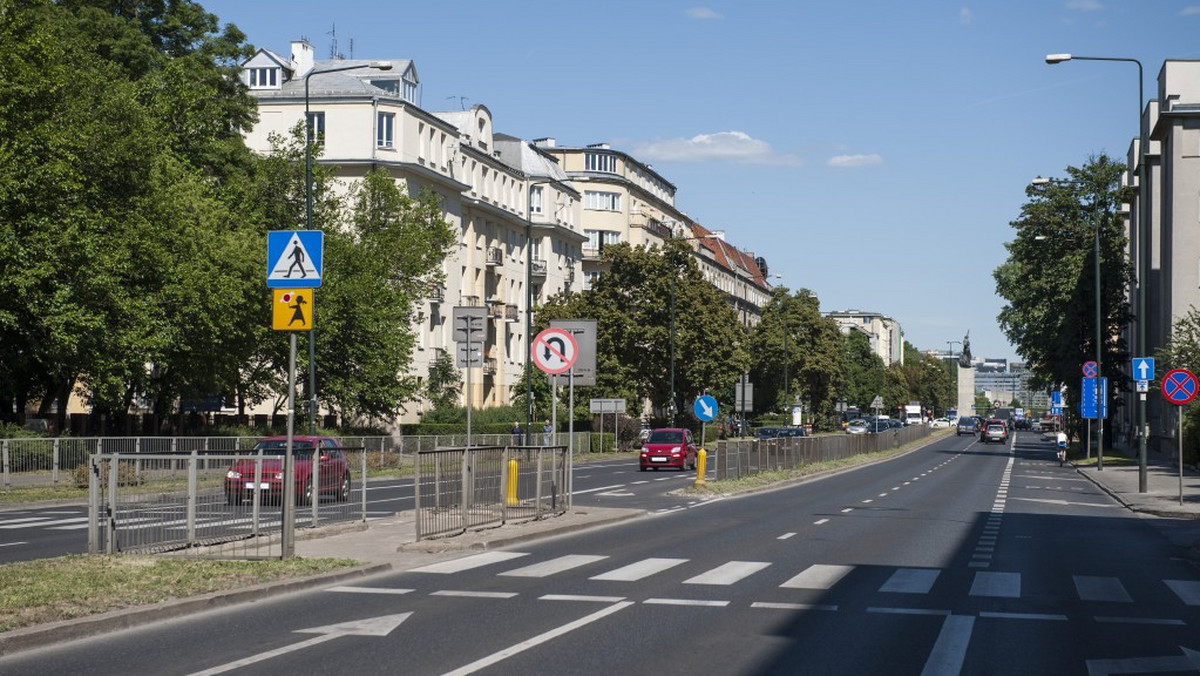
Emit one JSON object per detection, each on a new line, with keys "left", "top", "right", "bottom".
{"left": 202, "top": 0, "right": 1200, "bottom": 363}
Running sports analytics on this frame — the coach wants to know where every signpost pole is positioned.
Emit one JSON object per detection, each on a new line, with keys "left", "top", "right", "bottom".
{"left": 1180, "top": 410, "right": 1184, "bottom": 506}
{"left": 282, "top": 333, "right": 297, "bottom": 559}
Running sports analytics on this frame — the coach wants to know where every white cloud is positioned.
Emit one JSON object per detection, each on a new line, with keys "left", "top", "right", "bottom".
{"left": 635, "top": 131, "right": 800, "bottom": 165}
{"left": 685, "top": 7, "right": 723, "bottom": 20}
{"left": 1065, "top": 0, "right": 1102, "bottom": 10}
{"left": 960, "top": 7, "right": 973, "bottom": 24}
{"left": 827, "top": 153, "right": 884, "bottom": 169}
{"left": 1182, "top": 5, "right": 1200, "bottom": 14}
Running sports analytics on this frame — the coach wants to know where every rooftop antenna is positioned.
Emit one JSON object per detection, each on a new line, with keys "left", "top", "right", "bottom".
{"left": 348, "top": 38, "right": 354, "bottom": 60}
{"left": 327, "top": 24, "right": 343, "bottom": 60}
{"left": 446, "top": 95, "right": 469, "bottom": 110}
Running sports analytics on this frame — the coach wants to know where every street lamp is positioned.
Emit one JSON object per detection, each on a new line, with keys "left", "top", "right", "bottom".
{"left": 769, "top": 273, "right": 788, "bottom": 411}
{"left": 1032, "top": 175, "right": 1104, "bottom": 468}
{"left": 304, "top": 60, "right": 392, "bottom": 434}
{"left": 1045, "top": 53, "right": 1146, "bottom": 483}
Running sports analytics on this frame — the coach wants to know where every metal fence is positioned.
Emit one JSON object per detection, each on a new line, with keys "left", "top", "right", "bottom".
{"left": 713, "top": 425, "right": 932, "bottom": 480}
{"left": 82, "top": 439, "right": 389, "bottom": 558}
{"left": 414, "top": 445, "right": 570, "bottom": 540}
{"left": 2, "top": 434, "right": 605, "bottom": 492}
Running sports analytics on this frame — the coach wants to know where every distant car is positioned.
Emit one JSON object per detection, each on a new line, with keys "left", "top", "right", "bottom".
{"left": 845, "top": 420, "right": 870, "bottom": 434}
{"left": 224, "top": 436, "right": 351, "bottom": 505}
{"left": 982, "top": 422, "right": 1009, "bottom": 444}
{"left": 956, "top": 418, "right": 980, "bottom": 436}
{"left": 755, "top": 427, "right": 780, "bottom": 440}
{"left": 930, "top": 418, "right": 952, "bottom": 428}
{"left": 774, "top": 427, "right": 808, "bottom": 438}
{"left": 640, "top": 428, "right": 698, "bottom": 471}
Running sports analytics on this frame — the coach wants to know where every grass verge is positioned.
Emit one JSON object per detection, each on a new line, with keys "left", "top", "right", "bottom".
{"left": 0, "top": 555, "right": 359, "bottom": 633}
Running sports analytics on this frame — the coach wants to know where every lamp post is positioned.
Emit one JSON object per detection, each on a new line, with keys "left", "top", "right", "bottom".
{"left": 1032, "top": 175, "right": 1104, "bottom": 468}
{"left": 304, "top": 60, "right": 392, "bottom": 434}
{"left": 769, "top": 273, "right": 788, "bottom": 411}
{"left": 1045, "top": 53, "right": 1145, "bottom": 482}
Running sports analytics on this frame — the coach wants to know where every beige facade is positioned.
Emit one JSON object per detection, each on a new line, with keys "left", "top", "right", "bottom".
{"left": 826, "top": 310, "right": 904, "bottom": 365}
{"left": 241, "top": 41, "right": 584, "bottom": 422}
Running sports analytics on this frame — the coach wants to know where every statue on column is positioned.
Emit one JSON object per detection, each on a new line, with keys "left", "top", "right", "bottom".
{"left": 958, "top": 332, "right": 972, "bottom": 368}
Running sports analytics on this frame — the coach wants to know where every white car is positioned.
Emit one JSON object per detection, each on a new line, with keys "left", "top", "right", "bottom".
{"left": 930, "top": 418, "right": 952, "bottom": 428}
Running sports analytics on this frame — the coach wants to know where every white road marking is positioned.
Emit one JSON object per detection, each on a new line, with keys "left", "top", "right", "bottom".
{"left": 500, "top": 555, "right": 608, "bottom": 578}
{"left": 1073, "top": 576, "right": 1132, "bottom": 603}
{"left": 644, "top": 598, "right": 729, "bottom": 607}
{"left": 442, "top": 602, "right": 634, "bottom": 676}
{"left": 841, "top": 508, "right": 854, "bottom": 513}
{"left": 970, "top": 571, "right": 1020, "bottom": 598}
{"left": 590, "top": 558, "right": 688, "bottom": 582}
{"left": 1094, "top": 616, "right": 1185, "bottom": 625}
{"left": 779, "top": 532, "right": 799, "bottom": 538}
{"left": 813, "top": 519, "right": 829, "bottom": 526}
{"left": 431, "top": 590, "right": 518, "bottom": 599}
{"left": 751, "top": 601, "right": 837, "bottom": 611}
{"left": 780, "top": 564, "right": 854, "bottom": 590}
{"left": 869, "top": 607, "right": 950, "bottom": 616}
{"left": 1165, "top": 579, "right": 1200, "bottom": 605}
{"left": 0, "top": 541, "right": 28, "bottom": 548}
{"left": 571, "top": 484, "right": 627, "bottom": 496}
{"left": 920, "top": 615, "right": 974, "bottom": 676}
{"left": 540, "top": 594, "right": 625, "bottom": 603}
{"left": 409, "top": 551, "right": 529, "bottom": 574}
{"left": 978, "top": 611, "right": 1066, "bottom": 621}
{"left": 684, "top": 561, "right": 771, "bottom": 586}
{"left": 880, "top": 568, "right": 940, "bottom": 594}
{"left": 325, "top": 586, "right": 413, "bottom": 595}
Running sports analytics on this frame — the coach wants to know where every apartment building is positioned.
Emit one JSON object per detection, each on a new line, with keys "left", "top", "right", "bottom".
{"left": 240, "top": 41, "right": 584, "bottom": 421}
{"left": 826, "top": 310, "right": 904, "bottom": 365}
{"left": 238, "top": 41, "right": 774, "bottom": 422}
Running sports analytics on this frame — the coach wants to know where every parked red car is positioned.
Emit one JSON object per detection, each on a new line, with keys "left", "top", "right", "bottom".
{"left": 639, "top": 428, "right": 698, "bottom": 471}
{"left": 224, "top": 436, "right": 351, "bottom": 505}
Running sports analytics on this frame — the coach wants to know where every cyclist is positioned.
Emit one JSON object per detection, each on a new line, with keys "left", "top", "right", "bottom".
{"left": 1056, "top": 430, "right": 1068, "bottom": 466}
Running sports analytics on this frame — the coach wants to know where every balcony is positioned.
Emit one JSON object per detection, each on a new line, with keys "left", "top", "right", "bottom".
{"left": 487, "top": 301, "right": 506, "bottom": 320}
{"left": 486, "top": 247, "right": 503, "bottom": 266}
{"left": 428, "top": 284, "right": 445, "bottom": 302}
{"left": 482, "top": 358, "right": 497, "bottom": 376}
{"left": 505, "top": 304, "right": 519, "bottom": 322}
{"left": 462, "top": 295, "right": 482, "bottom": 307}
{"left": 531, "top": 258, "right": 547, "bottom": 278}
{"left": 582, "top": 246, "right": 601, "bottom": 260}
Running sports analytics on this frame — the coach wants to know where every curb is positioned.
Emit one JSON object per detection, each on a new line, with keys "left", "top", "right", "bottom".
{"left": 0, "top": 562, "right": 390, "bottom": 657}
{"left": 1073, "top": 466, "right": 1200, "bottom": 520}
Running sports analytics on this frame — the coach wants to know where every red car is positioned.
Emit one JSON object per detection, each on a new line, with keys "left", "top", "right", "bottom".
{"left": 224, "top": 436, "right": 351, "bottom": 505}
{"left": 639, "top": 428, "right": 698, "bottom": 471}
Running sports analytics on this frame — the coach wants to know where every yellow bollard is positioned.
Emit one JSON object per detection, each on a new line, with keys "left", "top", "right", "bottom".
{"left": 694, "top": 448, "right": 707, "bottom": 487}
{"left": 506, "top": 458, "right": 519, "bottom": 506}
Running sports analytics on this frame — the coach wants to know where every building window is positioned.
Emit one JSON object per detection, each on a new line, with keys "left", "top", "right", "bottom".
{"left": 530, "top": 186, "right": 544, "bottom": 215}
{"left": 585, "top": 152, "right": 617, "bottom": 173}
{"left": 248, "top": 67, "right": 278, "bottom": 88}
{"left": 585, "top": 229, "right": 621, "bottom": 250}
{"left": 584, "top": 190, "right": 621, "bottom": 212}
{"left": 306, "top": 112, "right": 325, "bottom": 142}
{"left": 377, "top": 112, "right": 395, "bottom": 148}
{"left": 403, "top": 77, "right": 418, "bottom": 103}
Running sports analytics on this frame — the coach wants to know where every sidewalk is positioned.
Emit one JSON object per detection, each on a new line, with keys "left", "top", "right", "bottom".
{"left": 1071, "top": 440, "right": 1200, "bottom": 519}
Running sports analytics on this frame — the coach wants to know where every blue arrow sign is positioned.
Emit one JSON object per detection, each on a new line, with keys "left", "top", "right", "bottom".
{"left": 693, "top": 395, "right": 718, "bottom": 422}
{"left": 1133, "top": 357, "right": 1155, "bottom": 382}
{"left": 1051, "top": 390, "right": 1062, "bottom": 406}
{"left": 267, "top": 231, "right": 324, "bottom": 288}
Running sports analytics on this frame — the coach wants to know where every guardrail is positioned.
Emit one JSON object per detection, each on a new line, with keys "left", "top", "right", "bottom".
{"left": 712, "top": 425, "right": 931, "bottom": 480}
{"left": 85, "top": 448, "right": 372, "bottom": 558}
{"left": 414, "top": 445, "right": 570, "bottom": 540}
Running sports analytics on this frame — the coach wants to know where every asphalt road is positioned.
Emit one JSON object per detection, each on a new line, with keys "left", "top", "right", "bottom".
{"left": 0, "top": 454, "right": 703, "bottom": 564}
{"left": 6, "top": 431, "right": 1200, "bottom": 675}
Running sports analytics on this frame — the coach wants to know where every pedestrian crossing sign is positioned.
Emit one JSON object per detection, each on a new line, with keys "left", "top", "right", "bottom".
{"left": 267, "top": 231, "right": 324, "bottom": 288}
{"left": 272, "top": 289, "right": 313, "bottom": 331}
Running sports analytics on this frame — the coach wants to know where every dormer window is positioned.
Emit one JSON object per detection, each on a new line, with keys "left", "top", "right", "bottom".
{"left": 585, "top": 152, "right": 617, "bottom": 173}
{"left": 247, "top": 67, "right": 279, "bottom": 89}
{"left": 370, "top": 79, "right": 399, "bottom": 95}
{"left": 403, "top": 76, "right": 417, "bottom": 103}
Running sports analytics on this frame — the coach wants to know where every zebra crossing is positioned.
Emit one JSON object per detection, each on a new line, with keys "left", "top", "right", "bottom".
{"left": 402, "top": 550, "right": 1200, "bottom": 609}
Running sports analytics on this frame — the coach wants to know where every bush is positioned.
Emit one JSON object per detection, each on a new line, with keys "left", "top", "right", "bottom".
{"left": 72, "top": 460, "right": 144, "bottom": 489}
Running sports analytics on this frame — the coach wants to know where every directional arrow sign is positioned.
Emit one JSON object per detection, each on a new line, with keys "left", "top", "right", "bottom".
{"left": 1133, "top": 357, "right": 1155, "bottom": 382}
{"left": 190, "top": 613, "right": 412, "bottom": 676}
{"left": 693, "top": 394, "right": 718, "bottom": 422}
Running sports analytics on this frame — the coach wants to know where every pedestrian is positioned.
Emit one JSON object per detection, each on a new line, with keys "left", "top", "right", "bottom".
{"left": 542, "top": 420, "right": 553, "bottom": 446}
{"left": 511, "top": 421, "right": 522, "bottom": 445}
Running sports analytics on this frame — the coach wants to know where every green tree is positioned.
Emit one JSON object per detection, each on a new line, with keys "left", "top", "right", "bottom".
{"left": 750, "top": 287, "right": 845, "bottom": 423}
{"left": 840, "top": 330, "right": 886, "bottom": 410}
{"left": 426, "top": 349, "right": 462, "bottom": 412}
{"left": 995, "top": 154, "right": 1133, "bottom": 412}
{"left": 535, "top": 241, "right": 745, "bottom": 425}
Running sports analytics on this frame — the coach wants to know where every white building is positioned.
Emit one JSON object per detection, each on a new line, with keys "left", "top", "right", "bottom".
{"left": 826, "top": 310, "right": 904, "bottom": 365}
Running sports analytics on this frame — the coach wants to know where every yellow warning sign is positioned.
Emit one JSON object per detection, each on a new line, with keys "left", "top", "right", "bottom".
{"left": 272, "top": 289, "right": 313, "bottom": 331}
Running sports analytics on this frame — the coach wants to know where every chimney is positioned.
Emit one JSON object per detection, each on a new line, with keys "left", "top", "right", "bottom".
{"left": 291, "top": 40, "right": 314, "bottom": 77}
{"left": 533, "top": 137, "right": 556, "bottom": 148}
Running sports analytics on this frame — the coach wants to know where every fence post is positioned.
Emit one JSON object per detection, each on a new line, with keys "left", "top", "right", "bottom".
{"left": 1, "top": 439, "right": 8, "bottom": 493}
{"left": 414, "top": 451, "right": 424, "bottom": 541}
{"left": 360, "top": 446, "right": 367, "bottom": 521}
{"left": 52, "top": 438, "right": 60, "bottom": 485}
{"left": 87, "top": 453, "right": 100, "bottom": 554}
{"left": 186, "top": 451, "right": 198, "bottom": 545}
{"left": 106, "top": 452, "right": 119, "bottom": 554}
